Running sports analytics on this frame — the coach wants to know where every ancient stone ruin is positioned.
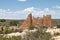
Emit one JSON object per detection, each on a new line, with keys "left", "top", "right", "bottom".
{"left": 20, "top": 13, "right": 51, "bottom": 30}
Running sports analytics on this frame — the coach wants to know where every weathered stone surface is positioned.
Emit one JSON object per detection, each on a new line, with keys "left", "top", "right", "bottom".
{"left": 20, "top": 13, "right": 32, "bottom": 30}
{"left": 20, "top": 13, "right": 51, "bottom": 30}
{"left": 43, "top": 15, "right": 51, "bottom": 28}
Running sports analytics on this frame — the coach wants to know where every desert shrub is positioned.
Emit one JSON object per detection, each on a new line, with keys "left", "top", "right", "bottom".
{"left": 0, "top": 25, "right": 52, "bottom": 40}
{"left": 0, "top": 35, "right": 22, "bottom": 40}
{"left": 54, "top": 32, "right": 60, "bottom": 36}
{"left": 37, "top": 32, "right": 51, "bottom": 40}
{"left": 9, "top": 21, "right": 19, "bottom": 26}
{"left": 28, "top": 25, "right": 36, "bottom": 30}
{"left": 24, "top": 25, "right": 52, "bottom": 40}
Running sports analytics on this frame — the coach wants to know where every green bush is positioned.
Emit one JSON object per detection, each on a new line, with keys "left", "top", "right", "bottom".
{"left": 0, "top": 25, "right": 52, "bottom": 40}
{"left": 54, "top": 32, "right": 60, "bottom": 36}
{"left": 0, "top": 35, "right": 22, "bottom": 40}
{"left": 9, "top": 21, "right": 19, "bottom": 26}
{"left": 28, "top": 25, "right": 36, "bottom": 30}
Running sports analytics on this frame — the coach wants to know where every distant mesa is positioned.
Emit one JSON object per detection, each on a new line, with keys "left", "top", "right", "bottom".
{"left": 20, "top": 13, "right": 51, "bottom": 30}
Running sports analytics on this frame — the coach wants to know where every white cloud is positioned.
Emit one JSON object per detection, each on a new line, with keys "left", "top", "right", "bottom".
{"left": 18, "top": 0, "right": 27, "bottom": 2}
{"left": 23, "top": 7, "right": 55, "bottom": 18}
{"left": 0, "top": 9, "right": 22, "bottom": 19}
{"left": 0, "top": 7, "right": 60, "bottom": 19}
{"left": 53, "top": 5, "right": 60, "bottom": 8}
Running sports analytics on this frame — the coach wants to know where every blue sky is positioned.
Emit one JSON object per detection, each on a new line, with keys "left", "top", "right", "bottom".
{"left": 0, "top": 0, "right": 60, "bottom": 19}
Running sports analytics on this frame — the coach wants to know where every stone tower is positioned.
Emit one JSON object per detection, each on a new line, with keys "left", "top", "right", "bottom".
{"left": 20, "top": 13, "right": 32, "bottom": 30}
{"left": 43, "top": 15, "right": 51, "bottom": 28}
{"left": 20, "top": 13, "right": 52, "bottom": 30}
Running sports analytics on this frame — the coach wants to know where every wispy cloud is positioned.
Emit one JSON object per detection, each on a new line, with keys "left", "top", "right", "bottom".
{"left": 0, "top": 7, "right": 60, "bottom": 19}
{"left": 0, "top": 9, "right": 24, "bottom": 19}
{"left": 53, "top": 5, "right": 60, "bottom": 8}
{"left": 17, "top": 0, "right": 27, "bottom": 2}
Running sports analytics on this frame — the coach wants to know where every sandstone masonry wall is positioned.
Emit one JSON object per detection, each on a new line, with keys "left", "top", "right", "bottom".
{"left": 20, "top": 13, "right": 51, "bottom": 30}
